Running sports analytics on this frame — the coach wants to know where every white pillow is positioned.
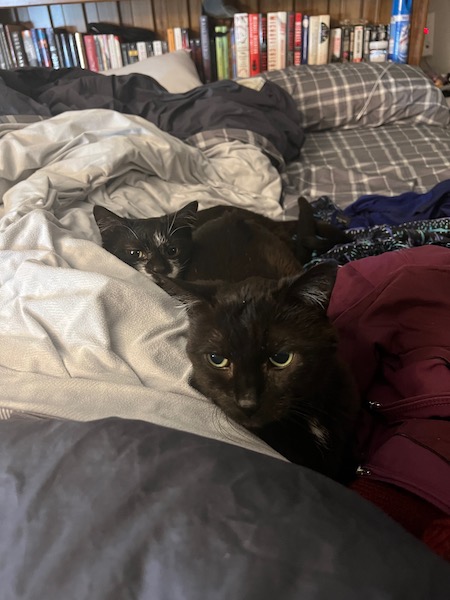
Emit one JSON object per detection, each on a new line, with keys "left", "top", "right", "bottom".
{"left": 104, "top": 49, "right": 203, "bottom": 93}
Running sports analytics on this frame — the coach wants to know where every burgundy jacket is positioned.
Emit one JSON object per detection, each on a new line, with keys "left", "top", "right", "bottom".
{"left": 328, "top": 245, "right": 450, "bottom": 514}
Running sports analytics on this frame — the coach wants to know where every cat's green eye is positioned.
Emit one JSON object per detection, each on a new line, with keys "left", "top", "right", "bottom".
{"left": 207, "top": 354, "right": 230, "bottom": 368}
{"left": 165, "top": 245, "right": 179, "bottom": 258}
{"left": 269, "top": 352, "right": 294, "bottom": 369}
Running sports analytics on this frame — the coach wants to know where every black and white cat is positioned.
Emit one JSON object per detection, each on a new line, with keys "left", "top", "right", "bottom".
{"left": 93, "top": 201, "right": 198, "bottom": 279}
{"left": 154, "top": 211, "right": 359, "bottom": 481}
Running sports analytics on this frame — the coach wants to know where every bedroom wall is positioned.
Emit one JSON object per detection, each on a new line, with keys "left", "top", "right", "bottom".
{"left": 427, "top": 0, "right": 450, "bottom": 76}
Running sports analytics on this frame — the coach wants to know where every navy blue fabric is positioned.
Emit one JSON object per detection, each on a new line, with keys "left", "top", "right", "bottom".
{"left": 342, "top": 179, "right": 450, "bottom": 229}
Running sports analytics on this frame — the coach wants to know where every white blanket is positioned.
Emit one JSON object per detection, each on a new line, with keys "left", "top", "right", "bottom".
{"left": 0, "top": 109, "right": 290, "bottom": 459}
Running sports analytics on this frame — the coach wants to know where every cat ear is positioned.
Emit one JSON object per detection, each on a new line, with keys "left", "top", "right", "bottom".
{"left": 175, "top": 201, "right": 199, "bottom": 226}
{"left": 93, "top": 205, "right": 124, "bottom": 234}
{"left": 153, "top": 273, "right": 218, "bottom": 306}
{"left": 283, "top": 262, "right": 338, "bottom": 310}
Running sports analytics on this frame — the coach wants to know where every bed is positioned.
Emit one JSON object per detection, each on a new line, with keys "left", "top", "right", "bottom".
{"left": 1, "top": 56, "right": 450, "bottom": 596}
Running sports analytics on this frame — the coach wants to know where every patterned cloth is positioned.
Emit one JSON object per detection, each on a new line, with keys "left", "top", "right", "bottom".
{"left": 306, "top": 196, "right": 450, "bottom": 266}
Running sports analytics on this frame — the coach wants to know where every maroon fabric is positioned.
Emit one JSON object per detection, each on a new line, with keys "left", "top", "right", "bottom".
{"left": 329, "top": 246, "right": 450, "bottom": 513}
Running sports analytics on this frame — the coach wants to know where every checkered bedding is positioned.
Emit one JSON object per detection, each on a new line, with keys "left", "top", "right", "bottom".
{"left": 282, "top": 123, "right": 450, "bottom": 213}
{"left": 261, "top": 63, "right": 450, "bottom": 214}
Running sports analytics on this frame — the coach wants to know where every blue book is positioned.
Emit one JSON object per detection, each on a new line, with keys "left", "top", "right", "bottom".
{"left": 301, "top": 14, "right": 309, "bottom": 64}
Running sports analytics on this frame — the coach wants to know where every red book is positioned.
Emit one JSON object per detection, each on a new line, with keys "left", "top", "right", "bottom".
{"left": 293, "top": 12, "right": 302, "bottom": 66}
{"left": 83, "top": 34, "right": 99, "bottom": 72}
{"left": 248, "top": 13, "right": 260, "bottom": 76}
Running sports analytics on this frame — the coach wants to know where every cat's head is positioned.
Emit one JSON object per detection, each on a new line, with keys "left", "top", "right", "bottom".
{"left": 93, "top": 201, "right": 198, "bottom": 279}
{"left": 156, "top": 262, "right": 341, "bottom": 430}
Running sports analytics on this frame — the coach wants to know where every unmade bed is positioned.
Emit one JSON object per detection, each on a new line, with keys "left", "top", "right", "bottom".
{"left": 1, "top": 59, "right": 450, "bottom": 596}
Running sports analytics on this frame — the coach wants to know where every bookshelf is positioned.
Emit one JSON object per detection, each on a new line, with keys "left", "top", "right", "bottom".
{"left": 0, "top": 0, "right": 429, "bottom": 66}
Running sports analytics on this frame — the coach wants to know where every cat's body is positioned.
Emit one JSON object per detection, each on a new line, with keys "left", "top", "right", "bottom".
{"left": 155, "top": 212, "right": 359, "bottom": 481}
{"left": 94, "top": 199, "right": 349, "bottom": 280}
{"left": 95, "top": 201, "right": 359, "bottom": 479}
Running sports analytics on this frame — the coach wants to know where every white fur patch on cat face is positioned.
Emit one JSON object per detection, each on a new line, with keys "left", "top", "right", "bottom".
{"left": 153, "top": 231, "right": 168, "bottom": 247}
{"left": 308, "top": 418, "right": 330, "bottom": 448}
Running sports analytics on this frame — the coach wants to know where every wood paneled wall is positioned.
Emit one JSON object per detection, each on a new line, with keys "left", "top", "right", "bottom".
{"left": 0, "top": 0, "right": 428, "bottom": 63}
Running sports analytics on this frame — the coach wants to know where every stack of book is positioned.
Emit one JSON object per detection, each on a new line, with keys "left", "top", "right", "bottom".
{"left": 0, "top": 23, "right": 175, "bottom": 72}
{"left": 199, "top": 11, "right": 392, "bottom": 83}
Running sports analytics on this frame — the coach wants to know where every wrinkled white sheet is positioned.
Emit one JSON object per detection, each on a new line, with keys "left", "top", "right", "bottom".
{"left": 0, "top": 108, "right": 288, "bottom": 459}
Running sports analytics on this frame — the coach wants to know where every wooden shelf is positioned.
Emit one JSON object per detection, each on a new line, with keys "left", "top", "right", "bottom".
{"left": 0, "top": 0, "right": 429, "bottom": 65}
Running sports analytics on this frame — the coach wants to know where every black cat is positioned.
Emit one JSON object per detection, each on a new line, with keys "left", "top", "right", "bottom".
{"left": 155, "top": 211, "right": 359, "bottom": 481}
{"left": 94, "top": 198, "right": 349, "bottom": 278}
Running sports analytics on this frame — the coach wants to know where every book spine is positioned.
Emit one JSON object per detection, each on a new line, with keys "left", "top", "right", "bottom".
{"left": 127, "top": 42, "right": 139, "bottom": 64}
{"left": 341, "top": 25, "right": 351, "bottom": 62}
{"left": 167, "top": 28, "right": 175, "bottom": 53}
{"left": 56, "top": 32, "right": 73, "bottom": 68}
{"left": 215, "top": 25, "right": 225, "bottom": 80}
{"left": 145, "top": 41, "right": 154, "bottom": 57}
{"left": 152, "top": 40, "right": 163, "bottom": 56}
{"left": 301, "top": 15, "right": 309, "bottom": 64}
{"left": 75, "top": 32, "right": 88, "bottom": 69}
{"left": 234, "top": 12, "right": 250, "bottom": 78}
{"left": 174, "top": 26, "right": 183, "bottom": 51}
{"left": 329, "top": 27, "right": 342, "bottom": 63}
{"left": 316, "top": 14, "right": 330, "bottom": 65}
{"left": 259, "top": 14, "right": 268, "bottom": 73}
{"left": 68, "top": 32, "right": 81, "bottom": 67}
{"left": 136, "top": 41, "right": 148, "bottom": 61}
{"left": 120, "top": 42, "right": 129, "bottom": 66}
{"left": 0, "top": 25, "right": 10, "bottom": 69}
{"left": 45, "top": 27, "right": 62, "bottom": 69}
{"left": 11, "top": 30, "right": 27, "bottom": 67}
{"left": 199, "top": 14, "right": 216, "bottom": 82}
{"left": 293, "top": 12, "right": 302, "bottom": 66}
{"left": 352, "top": 24, "right": 364, "bottom": 62}
{"left": 36, "top": 28, "right": 52, "bottom": 68}
{"left": 276, "top": 11, "right": 287, "bottom": 70}
{"left": 307, "top": 15, "right": 319, "bottom": 65}
{"left": 285, "top": 10, "right": 295, "bottom": 67}
{"left": 363, "top": 25, "right": 372, "bottom": 61}
{"left": 21, "top": 29, "right": 39, "bottom": 67}
{"left": 83, "top": 35, "right": 99, "bottom": 71}
{"left": 248, "top": 13, "right": 260, "bottom": 76}
{"left": 266, "top": 12, "right": 278, "bottom": 71}
{"left": 181, "top": 28, "right": 190, "bottom": 49}
{"left": 4, "top": 25, "right": 18, "bottom": 67}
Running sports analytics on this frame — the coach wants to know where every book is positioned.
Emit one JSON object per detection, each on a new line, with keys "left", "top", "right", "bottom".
{"left": 8, "top": 25, "right": 28, "bottom": 68}
{"left": 307, "top": 15, "right": 320, "bottom": 65}
{"left": 259, "top": 14, "right": 268, "bottom": 73}
{"left": 0, "top": 24, "right": 14, "bottom": 69}
{"left": 189, "top": 37, "right": 204, "bottom": 81}
{"left": 21, "top": 29, "right": 40, "bottom": 67}
{"left": 215, "top": 25, "right": 226, "bottom": 80}
{"left": 301, "top": 15, "right": 309, "bottom": 64}
{"left": 174, "top": 27, "right": 183, "bottom": 51}
{"left": 126, "top": 42, "right": 139, "bottom": 64}
{"left": 137, "top": 40, "right": 148, "bottom": 61}
{"left": 329, "top": 27, "right": 342, "bottom": 62}
{"left": 316, "top": 14, "right": 330, "bottom": 65}
{"left": 35, "top": 28, "right": 52, "bottom": 68}
{"left": 46, "top": 27, "right": 62, "bottom": 69}
{"left": 286, "top": 11, "right": 295, "bottom": 67}
{"left": 341, "top": 25, "right": 352, "bottom": 62}
{"left": 293, "top": 12, "right": 302, "bottom": 66}
{"left": 108, "top": 35, "right": 123, "bottom": 68}
{"left": 75, "top": 32, "right": 88, "bottom": 69}
{"left": 234, "top": 12, "right": 250, "bottom": 78}
{"left": 276, "top": 11, "right": 287, "bottom": 70}
{"left": 248, "top": 13, "right": 260, "bottom": 76}
{"left": 56, "top": 30, "right": 74, "bottom": 67}
{"left": 83, "top": 34, "right": 100, "bottom": 71}
{"left": 166, "top": 28, "right": 175, "bottom": 52}
{"left": 67, "top": 32, "right": 81, "bottom": 67}
{"left": 199, "top": 14, "right": 216, "bottom": 83}
{"left": 266, "top": 12, "right": 278, "bottom": 71}
{"left": 153, "top": 40, "right": 163, "bottom": 56}
{"left": 352, "top": 24, "right": 364, "bottom": 63}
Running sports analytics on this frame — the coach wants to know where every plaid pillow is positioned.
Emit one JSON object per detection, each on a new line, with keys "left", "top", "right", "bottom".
{"left": 263, "top": 62, "right": 449, "bottom": 131}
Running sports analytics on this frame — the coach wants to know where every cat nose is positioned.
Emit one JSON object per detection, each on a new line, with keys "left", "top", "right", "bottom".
{"left": 147, "top": 261, "right": 168, "bottom": 275}
{"left": 237, "top": 397, "right": 258, "bottom": 415}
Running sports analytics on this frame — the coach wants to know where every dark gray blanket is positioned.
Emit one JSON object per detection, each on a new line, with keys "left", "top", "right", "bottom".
{"left": 1, "top": 415, "right": 449, "bottom": 600}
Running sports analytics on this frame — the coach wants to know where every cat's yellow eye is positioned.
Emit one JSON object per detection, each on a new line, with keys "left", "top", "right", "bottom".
{"left": 207, "top": 354, "right": 230, "bottom": 369}
{"left": 165, "top": 245, "right": 179, "bottom": 258}
{"left": 129, "top": 249, "right": 144, "bottom": 259}
{"left": 269, "top": 352, "right": 294, "bottom": 369}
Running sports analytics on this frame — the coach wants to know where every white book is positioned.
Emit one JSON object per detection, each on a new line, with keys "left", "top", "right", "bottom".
{"left": 174, "top": 26, "right": 183, "bottom": 51}
{"left": 316, "top": 14, "right": 330, "bottom": 65}
{"left": 234, "top": 13, "right": 250, "bottom": 78}
{"left": 75, "top": 31, "right": 88, "bottom": 69}
{"left": 276, "top": 11, "right": 287, "bottom": 70}
{"left": 353, "top": 24, "right": 364, "bottom": 62}
{"left": 307, "top": 15, "right": 320, "bottom": 65}
{"left": 153, "top": 40, "right": 163, "bottom": 56}
{"left": 267, "top": 11, "right": 278, "bottom": 71}
{"left": 136, "top": 41, "right": 148, "bottom": 61}
{"left": 329, "top": 27, "right": 342, "bottom": 62}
